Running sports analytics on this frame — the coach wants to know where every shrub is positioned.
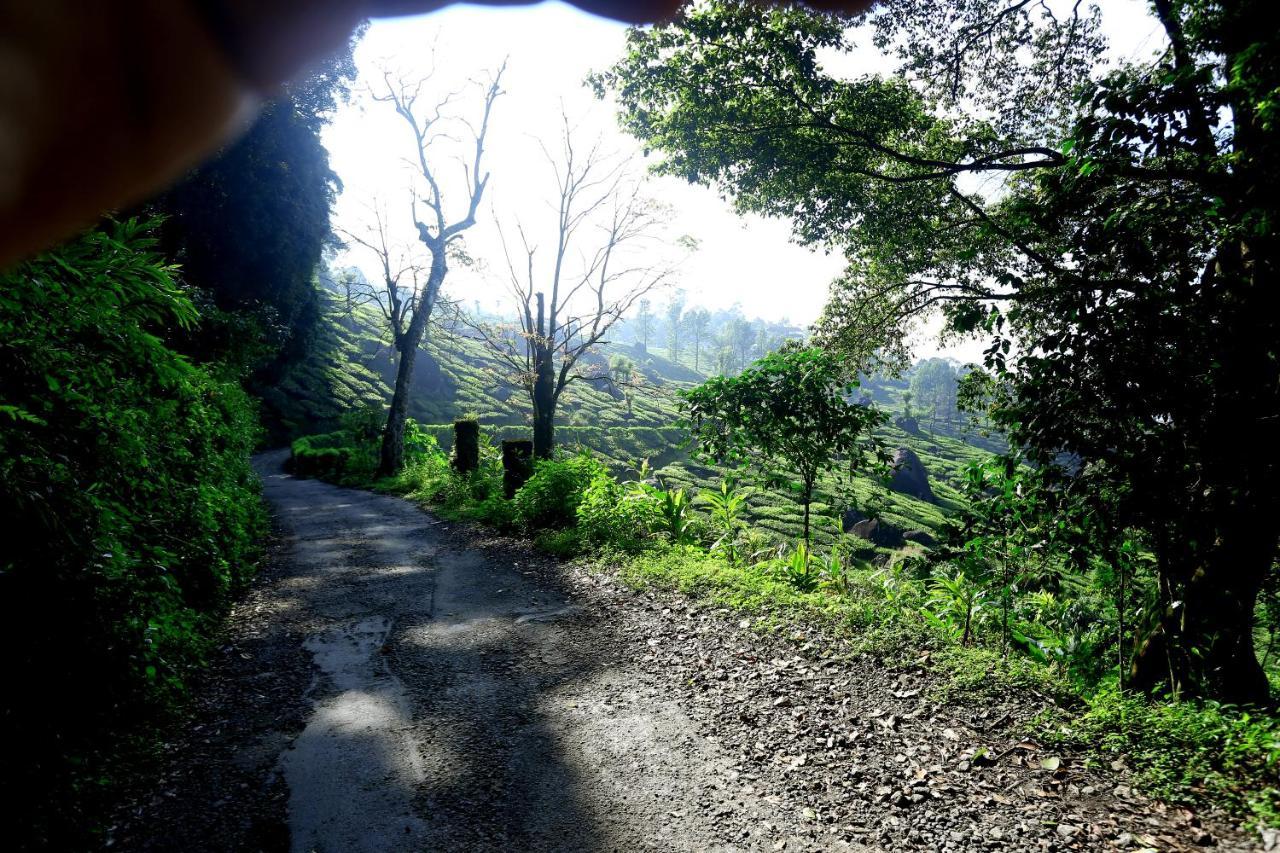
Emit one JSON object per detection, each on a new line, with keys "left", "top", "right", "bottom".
{"left": 1042, "top": 690, "right": 1280, "bottom": 825}
{"left": 291, "top": 433, "right": 354, "bottom": 478}
{"left": 534, "top": 527, "right": 585, "bottom": 557}
{"left": 513, "top": 453, "right": 607, "bottom": 529}
{"left": 577, "top": 472, "right": 661, "bottom": 551}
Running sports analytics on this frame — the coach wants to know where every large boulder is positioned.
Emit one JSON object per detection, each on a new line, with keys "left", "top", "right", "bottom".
{"left": 889, "top": 447, "right": 935, "bottom": 503}
{"left": 850, "top": 517, "right": 904, "bottom": 548}
{"left": 895, "top": 415, "right": 921, "bottom": 435}
{"left": 841, "top": 507, "right": 867, "bottom": 532}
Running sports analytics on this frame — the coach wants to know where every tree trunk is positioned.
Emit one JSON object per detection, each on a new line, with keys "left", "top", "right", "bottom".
{"left": 531, "top": 292, "right": 557, "bottom": 459}
{"left": 802, "top": 479, "right": 813, "bottom": 546}
{"left": 378, "top": 333, "right": 419, "bottom": 477}
{"left": 453, "top": 419, "right": 480, "bottom": 474}
{"left": 502, "top": 439, "right": 534, "bottom": 498}
{"left": 532, "top": 390, "right": 555, "bottom": 459}
{"left": 1130, "top": 525, "right": 1274, "bottom": 704}
{"left": 378, "top": 256, "right": 443, "bottom": 478}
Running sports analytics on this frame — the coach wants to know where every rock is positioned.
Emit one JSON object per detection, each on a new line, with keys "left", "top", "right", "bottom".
{"left": 895, "top": 415, "right": 921, "bottom": 435}
{"left": 841, "top": 508, "right": 867, "bottom": 532}
{"left": 889, "top": 447, "right": 935, "bottom": 503}
{"left": 850, "top": 518, "right": 904, "bottom": 548}
{"left": 902, "top": 529, "right": 937, "bottom": 547}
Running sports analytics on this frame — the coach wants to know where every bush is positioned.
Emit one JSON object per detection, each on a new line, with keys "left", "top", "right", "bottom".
{"left": 0, "top": 221, "right": 267, "bottom": 847}
{"left": 577, "top": 471, "right": 662, "bottom": 551}
{"left": 534, "top": 527, "right": 586, "bottom": 557}
{"left": 512, "top": 453, "right": 607, "bottom": 529}
{"left": 291, "top": 432, "right": 354, "bottom": 478}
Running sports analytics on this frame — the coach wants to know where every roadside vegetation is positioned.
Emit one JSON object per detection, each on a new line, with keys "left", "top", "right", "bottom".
{"left": 293, "top": 342, "right": 1280, "bottom": 826}
{"left": 0, "top": 222, "right": 268, "bottom": 846}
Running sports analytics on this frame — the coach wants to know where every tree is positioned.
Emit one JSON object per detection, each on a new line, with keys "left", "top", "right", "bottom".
{"left": 686, "top": 307, "right": 711, "bottom": 372}
{"left": 610, "top": 354, "right": 638, "bottom": 417}
{"left": 599, "top": 0, "right": 1280, "bottom": 702}
{"left": 370, "top": 63, "right": 505, "bottom": 476}
{"left": 681, "top": 345, "right": 885, "bottom": 544}
{"left": 336, "top": 199, "right": 432, "bottom": 396}
{"left": 665, "top": 292, "right": 685, "bottom": 363}
{"left": 461, "top": 121, "right": 676, "bottom": 458}
{"left": 720, "top": 316, "right": 755, "bottom": 374}
{"left": 909, "top": 358, "right": 958, "bottom": 427}
{"left": 635, "top": 298, "right": 654, "bottom": 350}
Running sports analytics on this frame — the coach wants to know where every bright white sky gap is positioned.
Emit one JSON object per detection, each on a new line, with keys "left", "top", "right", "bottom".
{"left": 322, "top": 0, "right": 1163, "bottom": 363}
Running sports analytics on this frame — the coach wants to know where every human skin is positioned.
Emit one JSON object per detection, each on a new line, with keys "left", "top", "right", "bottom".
{"left": 0, "top": 0, "right": 873, "bottom": 269}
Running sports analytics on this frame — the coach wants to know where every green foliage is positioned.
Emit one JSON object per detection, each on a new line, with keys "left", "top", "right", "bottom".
{"left": 780, "top": 541, "right": 819, "bottom": 592}
{"left": 533, "top": 527, "right": 586, "bottom": 558}
{"left": 513, "top": 454, "right": 609, "bottom": 529}
{"left": 681, "top": 345, "right": 887, "bottom": 542}
{"left": 602, "top": 0, "right": 1280, "bottom": 703}
{"left": 1043, "top": 691, "right": 1280, "bottom": 826}
{"left": 699, "top": 478, "right": 751, "bottom": 561}
{"left": 576, "top": 472, "right": 661, "bottom": 552}
{"left": 0, "top": 221, "right": 266, "bottom": 847}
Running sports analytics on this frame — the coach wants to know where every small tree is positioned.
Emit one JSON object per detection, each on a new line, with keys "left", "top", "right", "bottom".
{"left": 665, "top": 292, "right": 685, "bottom": 363}
{"left": 635, "top": 298, "right": 654, "bottom": 350}
{"left": 909, "top": 358, "right": 958, "bottom": 428}
{"left": 681, "top": 345, "right": 886, "bottom": 544}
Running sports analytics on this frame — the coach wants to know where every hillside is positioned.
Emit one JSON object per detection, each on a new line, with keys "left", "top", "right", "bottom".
{"left": 275, "top": 289, "right": 1000, "bottom": 551}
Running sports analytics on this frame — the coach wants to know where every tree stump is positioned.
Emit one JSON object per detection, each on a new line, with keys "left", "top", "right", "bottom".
{"left": 502, "top": 439, "right": 534, "bottom": 498}
{"left": 453, "top": 419, "right": 480, "bottom": 474}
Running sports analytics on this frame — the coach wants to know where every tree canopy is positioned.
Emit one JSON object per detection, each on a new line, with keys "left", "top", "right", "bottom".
{"left": 600, "top": 0, "right": 1280, "bottom": 702}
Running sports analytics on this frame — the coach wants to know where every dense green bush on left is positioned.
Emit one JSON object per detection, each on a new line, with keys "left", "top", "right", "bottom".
{"left": 0, "top": 220, "right": 267, "bottom": 848}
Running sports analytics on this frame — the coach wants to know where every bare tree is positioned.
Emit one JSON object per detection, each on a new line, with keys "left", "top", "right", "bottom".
{"left": 366, "top": 61, "right": 505, "bottom": 476}
{"left": 459, "top": 118, "right": 678, "bottom": 458}
{"left": 337, "top": 198, "right": 427, "bottom": 345}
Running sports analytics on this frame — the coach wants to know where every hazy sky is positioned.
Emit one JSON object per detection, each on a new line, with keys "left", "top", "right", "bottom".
{"left": 323, "top": 0, "right": 1165, "bottom": 361}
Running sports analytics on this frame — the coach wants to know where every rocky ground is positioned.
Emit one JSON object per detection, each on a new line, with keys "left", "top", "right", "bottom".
{"left": 109, "top": 452, "right": 1266, "bottom": 852}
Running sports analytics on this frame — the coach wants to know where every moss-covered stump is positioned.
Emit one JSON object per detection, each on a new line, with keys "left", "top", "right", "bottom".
{"left": 502, "top": 439, "right": 534, "bottom": 499}
{"left": 453, "top": 419, "right": 480, "bottom": 474}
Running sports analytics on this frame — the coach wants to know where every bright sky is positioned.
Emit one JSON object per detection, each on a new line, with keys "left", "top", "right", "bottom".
{"left": 323, "top": 0, "right": 1165, "bottom": 361}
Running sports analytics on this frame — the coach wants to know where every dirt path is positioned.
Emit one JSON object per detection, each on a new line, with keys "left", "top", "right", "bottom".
{"left": 110, "top": 452, "right": 1262, "bottom": 852}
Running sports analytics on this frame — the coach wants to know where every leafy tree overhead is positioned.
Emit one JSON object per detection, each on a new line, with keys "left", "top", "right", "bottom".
{"left": 599, "top": 0, "right": 1280, "bottom": 702}
{"left": 681, "top": 344, "right": 886, "bottom": 544}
